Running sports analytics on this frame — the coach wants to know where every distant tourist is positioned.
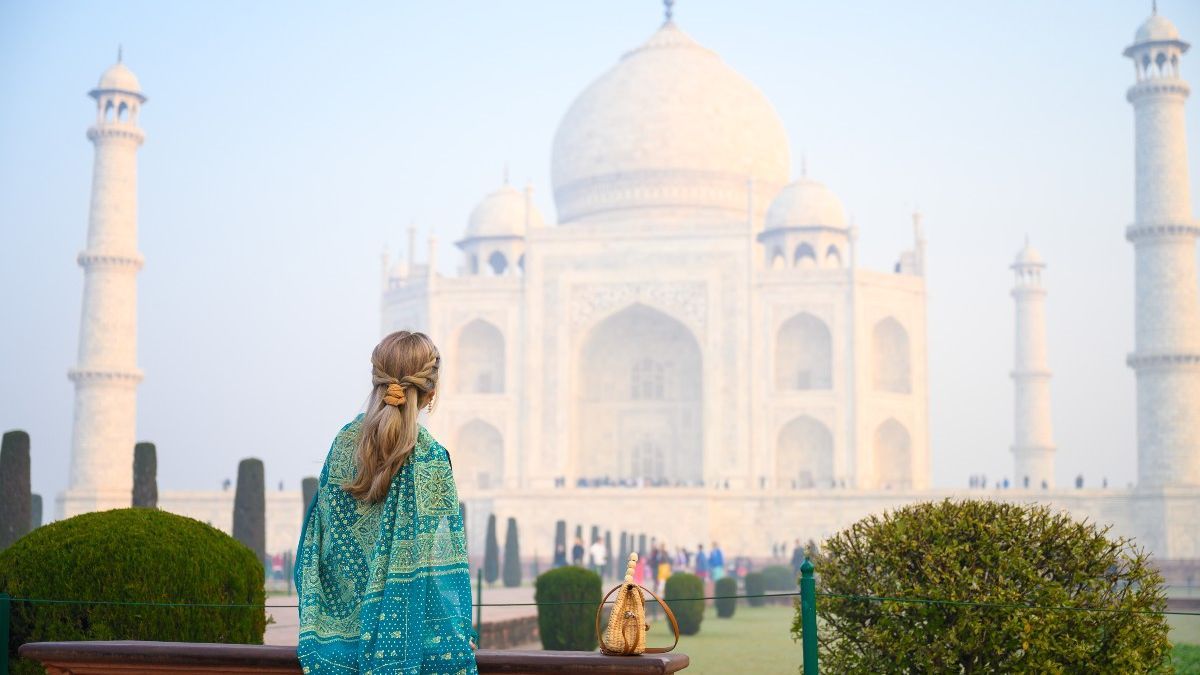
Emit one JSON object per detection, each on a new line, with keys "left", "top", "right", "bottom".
{"left": 696, "top": 543, "right": 709, "bottom": 579}
{"left": 590, "top": 537, "right": 607, "bottom": 576}
{"left": 790, "top": 539, "right": 805, "bottom": 575}
{"left": 553, "top": 541, "right": 567, "bottom": 568}
{"left": 294, "top": 330, "right": 476, "bottom": 673}
{"left": 571, "top": 537, "right": 585, "bottom": 566}
{"left": 709, "top": 541, "right": 726, "bottom": 580}
{"left": 656, "top": 543, "right": 672, "bottom": 593}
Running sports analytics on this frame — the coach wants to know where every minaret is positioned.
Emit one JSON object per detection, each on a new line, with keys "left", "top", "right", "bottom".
{"left": 61, "top": 54, "right": 147, "bottom": 517}
{"left": 1124, "top": 12, "right": 1200, "bottom": 488}
{"left": 1011, "top": 240, "right": 1055, "bottom": 489}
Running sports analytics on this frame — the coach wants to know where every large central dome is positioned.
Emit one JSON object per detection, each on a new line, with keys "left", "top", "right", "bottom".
{"left": 551, "top": 21, "right": 791, "bottom": 225}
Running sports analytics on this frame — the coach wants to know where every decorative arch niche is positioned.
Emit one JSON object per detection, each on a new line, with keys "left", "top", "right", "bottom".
{"left": 775, "top": 313, "right": 832, "bottom": 391}
{"left": 576, "top": 303, "right": 703, "bottom": 483}
{"left": 872, "top": 317, "right": 911, "bottom": 394}
{"left": 456, "top": 419, "right": 504, "bottom": 491}
{"left": 873, "top": 418, "right": 912, "bottom": 490}
{"left": 776, "top": 416, "right": 834, "bottom": 489}
{"left": 455, "top": 319, "right": 505, "bottom": 393}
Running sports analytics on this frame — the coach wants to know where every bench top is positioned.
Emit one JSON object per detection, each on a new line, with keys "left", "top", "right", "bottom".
{"left": 19, "top": 641, "right": 690, "bottom": 674}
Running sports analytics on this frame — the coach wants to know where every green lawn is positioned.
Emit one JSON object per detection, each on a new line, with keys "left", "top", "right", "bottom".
{"left": 646, "top": 604, "right": 801, "bottom": 675}
{"left": 641, "top": 604, "right": 1200, "bottom": 674}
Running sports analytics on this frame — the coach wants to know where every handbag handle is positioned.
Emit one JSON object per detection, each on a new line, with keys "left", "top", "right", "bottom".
{"left": 594, "top": 583, "right": 681, "bottom": 654}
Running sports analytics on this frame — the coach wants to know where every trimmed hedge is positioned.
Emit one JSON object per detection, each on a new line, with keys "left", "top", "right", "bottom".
{"left": 0, "top": 508, "right": 265, "bottom": 675}
{"left": 798, "top": 499, "right": 1172, "bottom": 673}
{"left": 744, "top": 572, "right": 766, "bottom": 607}
{"left": 714, "top": 576, "right": 737, "bottom": 618}
{"left": 534, "top": 566, "right": 602, "bottom": 651}
{"left": 663, "top": 572, "right": 704, "bottom": 636}
{"left": 761, "top": 564, "right": 797, "bottom": 591}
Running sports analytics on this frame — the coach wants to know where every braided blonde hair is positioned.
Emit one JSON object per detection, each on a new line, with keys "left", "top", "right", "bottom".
{"left": 345, "top": 331, "right": 441, "bottom": 503}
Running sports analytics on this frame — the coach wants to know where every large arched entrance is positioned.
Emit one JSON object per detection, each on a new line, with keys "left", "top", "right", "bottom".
{"left": 576, "top": 304, "right": 703, "bottom": 483}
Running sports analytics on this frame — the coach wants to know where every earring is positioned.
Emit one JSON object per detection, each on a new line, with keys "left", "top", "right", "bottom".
{"left": 426, "top": 397, "right": 434, "bottom": 414}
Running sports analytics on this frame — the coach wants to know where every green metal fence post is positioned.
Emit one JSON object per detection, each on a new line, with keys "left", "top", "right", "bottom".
{"left": 475, "top": 568, "right": 483, "bottom": 649}
{"left": 800, "top": 558, "right": 818, "bottom": 675}
{"left": 1, "top": 592, "right": 10, "bottom": 675}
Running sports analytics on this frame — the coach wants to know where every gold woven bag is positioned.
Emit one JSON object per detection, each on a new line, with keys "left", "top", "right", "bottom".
{"left": 594, "top": 553, "right": 680, "bottom": 656}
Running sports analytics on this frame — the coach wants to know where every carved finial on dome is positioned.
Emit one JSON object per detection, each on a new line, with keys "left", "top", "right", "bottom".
{"left": 117, "top": 44, "right": 123, "bottom": 63}
{"left": 800, "top": 153, "right": 808, "bottom": 178}
{"left": 1152, "top": 0, "right": 1157, "bottom": 16}
{"left": 502, "top": 162, "right": 510, "bottom": 186}
{"left": 664, "top": 0, "right": 674, "bottom": 23}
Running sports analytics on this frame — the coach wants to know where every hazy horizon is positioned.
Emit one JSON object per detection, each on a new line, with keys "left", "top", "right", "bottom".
{"left": 2, "top": 0, "right": 1199, "bottom": 505}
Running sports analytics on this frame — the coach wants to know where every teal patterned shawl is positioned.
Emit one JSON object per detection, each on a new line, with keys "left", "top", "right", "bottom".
{"left": 295, "top": 415, "right": 477, "bottom": 674}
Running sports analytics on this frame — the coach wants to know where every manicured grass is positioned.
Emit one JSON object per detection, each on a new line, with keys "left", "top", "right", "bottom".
{"left": 1174, "top": 644, "right": 1200, "bottom": 674}
{"left": 646, "top": 604, "right": 801, "bottom": 674}
{"left": 642, "top": 603, "right": 1199, "bottom": 674}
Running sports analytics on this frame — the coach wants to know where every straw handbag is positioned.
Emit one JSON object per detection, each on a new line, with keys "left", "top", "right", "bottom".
{"left": 595, "top": 553, "right": 680, "bottom": 656}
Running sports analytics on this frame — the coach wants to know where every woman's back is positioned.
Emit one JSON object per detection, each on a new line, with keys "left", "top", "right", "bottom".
{"left": 294, "top": 331, "right": 477, "bottom": 674}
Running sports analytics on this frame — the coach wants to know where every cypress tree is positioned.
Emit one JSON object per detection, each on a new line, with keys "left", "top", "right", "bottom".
{"left": 574, "top": 524, "right": 582, "bottom": 542}
{"left": 0, "top": 430, "right": 32, "bottom": 550}
{"left": 232, "top": 458, "right": 266, "bottom": 567}
{"left": 502, "top": 517, "right": 521, "bottom": 587}
{"left": 554, "top": 519, "right": 566, "bottom": 566}
{"left": 132, "top": 441, "right": 158, "bottom": 508}
{"left": 30, "top": 493, "right": 42, "bottom": 530}
{"left": 618, "top": 531, "right": 628, "bottom": 572}
{"left": 638, "top": 534, "right": 647, "bottom": 557}
{"left": 301, "top": 476, "right": 318, "bottom": 515}
{"left": 604, "top": 530, "right": 613, "bottom": 579}
{"left": 484, "top": 513, "right": 500, "bottom": 585}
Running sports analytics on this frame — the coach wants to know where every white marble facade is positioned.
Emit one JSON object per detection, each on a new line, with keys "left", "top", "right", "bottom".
{"left": 64, "top": 13, "right": 1200, "bottom": 562}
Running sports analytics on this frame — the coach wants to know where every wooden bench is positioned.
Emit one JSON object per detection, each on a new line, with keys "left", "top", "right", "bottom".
{"left": 18, "top": 641, "right": 690, "bottom": 674}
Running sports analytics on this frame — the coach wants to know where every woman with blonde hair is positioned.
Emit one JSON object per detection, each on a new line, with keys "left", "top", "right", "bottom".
{"left": 295, "top": 331, "right": 477, "bottom": 674}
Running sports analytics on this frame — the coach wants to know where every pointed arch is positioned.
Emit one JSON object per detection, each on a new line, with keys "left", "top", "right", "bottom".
{"left": 873, "top": 418, "right": 912, "bottom": 489}
{"left": 825, "top": 244, "right": 842, "bottom": 268}
{"left": 456, "top": 319, "right": 505, "bottom": 393}
{"left": 872, "top": 317, "right": 911, "bottom": 393}
{"left": 456, "top": 419, "right": 504, "bottom": 491}
{"left": 777, "top": 416, "right": 834, "bottom": 488}
{"left": 117, "top": 101, "right": 129, "bottom": 123}
{"left": 775, "top": 312, "right": 832, "bottom": 391}
{"left": 794, "top": 243, "right": 816, "bottom": 268}
{"left": 577, "top": 303, "right": 703, "bottom": 482}
{"left": 487, "top": 251, "right": 508, "bottom": 276}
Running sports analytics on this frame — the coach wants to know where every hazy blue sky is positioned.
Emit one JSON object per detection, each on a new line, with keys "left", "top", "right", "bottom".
{"left": 2, "top": 1, "right": 1198, "bottom": 504}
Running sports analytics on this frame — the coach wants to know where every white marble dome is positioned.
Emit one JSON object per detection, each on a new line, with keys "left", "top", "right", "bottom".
{"left": 765, "top": 178, "right": 847, "bottom": 230}
{"left": 1135, "top": 14, "right": 1181, "bottom": 44}
{"left": 95, "top": 62, "right": 142, "bottom": 93}
{"left": 465, "top": 184, "right": 543, "bottom": 239}
{"left": 551, "top": 21, "right": 791, "bottom": 224}
{"left": 1014, "top": 240, "right": 1044, "bottom": 266}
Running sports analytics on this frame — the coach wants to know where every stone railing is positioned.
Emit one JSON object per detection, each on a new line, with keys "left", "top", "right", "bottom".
{"left": 18, "top": 641, "right": 690, "bottom": 674}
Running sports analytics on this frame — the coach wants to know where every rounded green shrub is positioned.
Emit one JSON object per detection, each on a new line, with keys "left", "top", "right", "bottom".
{"left": 795, "top": 499, "right": 1172, "bottom": 673}
{"left": 0, "top": 508, "right": 265, "bottom": 675}
{"left": 663, "top": 572, "right": 704, "bottom": 636}
{"left": 761, "top": 564, "right": 797, "bottom": 592}
{"left": 534, "top": 566, "right": 601, "bottom": 651}
{"left": 743, "top": 572, "right": 766, "bottom": 607}
{"left": 714, "top": 576, "right": 737, "bottom": 618}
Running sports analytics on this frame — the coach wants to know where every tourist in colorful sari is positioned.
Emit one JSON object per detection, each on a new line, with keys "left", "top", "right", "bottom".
{"left": 295, "top": 331, "right": 477, "bottom": 674}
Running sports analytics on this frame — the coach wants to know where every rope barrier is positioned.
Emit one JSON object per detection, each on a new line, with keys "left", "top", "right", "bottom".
{"left": 6, "top": 591, "right": 1198, "bottom": 616}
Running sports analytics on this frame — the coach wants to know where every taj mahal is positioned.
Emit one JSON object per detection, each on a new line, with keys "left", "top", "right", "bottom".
{"left": 59, "top": 10, "right": 1200, "bottom": 563}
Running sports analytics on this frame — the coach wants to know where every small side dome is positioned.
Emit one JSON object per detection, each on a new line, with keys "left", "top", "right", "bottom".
{"left": 765, "top": 178, "right": 847, "bottom": 230}
{"left": 1014, "top": 240, "right": 1043, "bottom": 266}
{"left": 464, "top": 184, "right": 544, "bottom": 239}
{"left": 1135, "top": 14, "right": 1181, "bottom": 44}
{"left": 96, "top": 62, "right": 142, "bottom": 93}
